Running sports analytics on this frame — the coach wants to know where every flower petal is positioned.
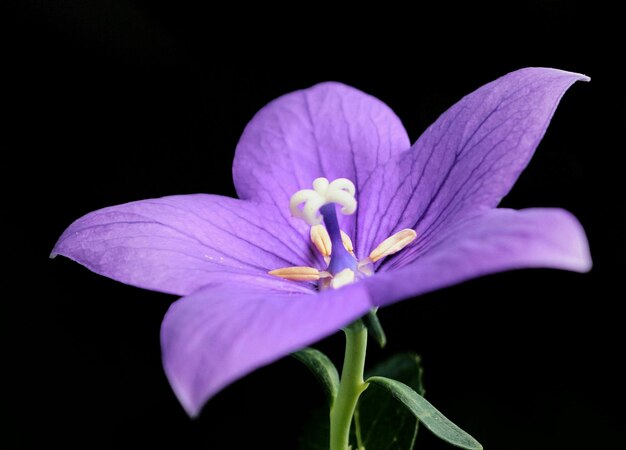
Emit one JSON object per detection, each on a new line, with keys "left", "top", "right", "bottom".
{"left": 363, "top": 208, "right": 591, "bottom": 306}
{"left": 232, "top": 82, "right": 411, "bottom": 243}
{"left": 52, "top": 194, "right": 318, "bottom": 296}
{"left": 160, "top": 281, "right": 372, "bottom": 416}
{"left": 356, "top": 68, "right": 589, "bottom": 262}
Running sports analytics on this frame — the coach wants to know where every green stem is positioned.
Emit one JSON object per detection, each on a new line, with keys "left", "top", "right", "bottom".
{"left": 330, "top": 321, "right": 368, "bottom": 450}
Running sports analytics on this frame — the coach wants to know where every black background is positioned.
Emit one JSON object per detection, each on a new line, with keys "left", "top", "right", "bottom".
{"left": 5, "top": 1, "right": 623, "bottom": 449}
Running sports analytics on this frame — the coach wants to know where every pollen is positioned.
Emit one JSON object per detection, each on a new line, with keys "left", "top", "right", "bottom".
{"left": 273, "top": 178, "right": 415, "bottom": 291}
{"left": 269, "top": 266, "right": 325, "bottom": 281}
{"left": 310, "top": 225, "right": 332, "bottom": 257}
{"left": 340, "top": 230, "right": 354, "bottom": 254}
{"left": 368, "top": 229, "right": 417, "bottom": 263}
{"left": 310, "top": 224, "right": 354, "bottom": 258}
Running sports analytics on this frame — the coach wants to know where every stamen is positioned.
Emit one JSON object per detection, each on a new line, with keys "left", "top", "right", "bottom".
{"left": 330, "top": 268, "right": 355, "bottom": 289}
{"left": 310, "top": 224, "right": 354, "bottom": 258}
{"left": 310, "top": 224, "right": 332, "bottom": 257}
{"left": 275, "top": 180, "right": 419, "bottom": 289}
{"left": 340, "top": 230, "right": 354, "bottom": 254}
{"left": 290, "top": 177, "right": 357, "bottom": 226}
{"left": 269, "top": 266, "right": 324, "bottom": 281}
{"left": 368, "top": 229, "right": 417, "bottom": 263}
{"left": 285, "top": 178, "right": 361, "bottom": 287}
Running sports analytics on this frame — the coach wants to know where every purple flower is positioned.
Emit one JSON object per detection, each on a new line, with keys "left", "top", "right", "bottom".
{"left": 52, "top": 68, "right": 591, "bottom": 417}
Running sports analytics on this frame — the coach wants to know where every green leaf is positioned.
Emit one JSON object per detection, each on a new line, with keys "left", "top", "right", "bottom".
{"left": 351, "top": 353, "right": 424, "bottom": 450}
{"left": 365, "top": 352, "right": 425, "bottom": 396}
{"left": 362, "top": 309, "right": 387, "bottom": 348}
{"left": 293, "top": 348, "right": 340, "bottom": 408}
{"left": 299, "top": 353, "right": 424, "bottom": 450}
{"left": 366, "top": 376, "right": 483, "bottom": 450}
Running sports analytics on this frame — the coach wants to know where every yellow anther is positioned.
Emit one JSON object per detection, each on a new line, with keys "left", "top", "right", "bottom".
{"left": 310, "top": 225, "right": 332, "bottom": 257}
{"left": 340, "top": 230, "right": 354, "bottom": 254}
{"left": 268, "top": 266, "right": 321, "bottom": 281}
{"left": 330, "top": 268, "right": 356, "bottom": 289}
{"left": 310, "top": 225, "right": 354, "bottom": 257}
{"left": 368, "top": 229, "right": 417, "bottom": 263}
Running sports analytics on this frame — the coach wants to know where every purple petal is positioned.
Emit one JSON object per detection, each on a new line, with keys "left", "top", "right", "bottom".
{"left": 232, "top": 82, "right": 411, "bottom": 251}
{"left": 363, "top": 208, "right": 591, "bottom": 306}
{"left": 161, "top": 281, "right": 372, "bottom": 416}
{"left": 52, "top": 195, "right": 318, "bottom": 296}
{"left": 357, "top": 68, "right": 588, "bottom": 263}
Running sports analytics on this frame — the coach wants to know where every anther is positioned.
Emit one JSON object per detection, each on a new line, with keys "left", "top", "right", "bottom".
{"left": 269, "top": 266, "right": 325, "bottom": 281}
{"left": 368, "top": 229, "right": 417, "bottom": 263}
{"left": 310, "top": 225, "right": 332, "bottom": 257}
{"left": 340, "top": 230, "right": 354, "bottom": 254}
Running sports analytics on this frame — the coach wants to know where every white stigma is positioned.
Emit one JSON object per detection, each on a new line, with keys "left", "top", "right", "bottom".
{"left": 289, "top": 177, "right": 357, "bottom": 225}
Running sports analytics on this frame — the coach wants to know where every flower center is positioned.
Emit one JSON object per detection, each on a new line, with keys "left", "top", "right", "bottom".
{"left": 269, "top": 177, "right": 417, "bottom": 290}
{"left": 319, "top": 203, "right": 358, "bottom": 276}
